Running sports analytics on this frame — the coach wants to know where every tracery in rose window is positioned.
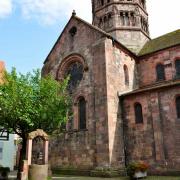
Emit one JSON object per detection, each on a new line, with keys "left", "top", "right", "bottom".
{"left": 65, "top": 62, "right": 83, "bottom": 92}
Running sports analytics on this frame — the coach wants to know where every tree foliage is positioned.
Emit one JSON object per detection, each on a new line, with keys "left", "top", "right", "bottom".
{"left": 0, "top": 68, "right": 71, "bottom": 138}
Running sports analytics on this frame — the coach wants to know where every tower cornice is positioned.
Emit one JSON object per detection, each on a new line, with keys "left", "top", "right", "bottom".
{"left": 107, "top": 27, "right": 150, "bottom": 39}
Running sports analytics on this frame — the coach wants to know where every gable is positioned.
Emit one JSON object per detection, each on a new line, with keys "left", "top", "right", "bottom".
{"left": 44, "top": 14, "right": 137, "bottom": 66}
{"left": 44, "top": 16, "right": 106, "bottom": 65}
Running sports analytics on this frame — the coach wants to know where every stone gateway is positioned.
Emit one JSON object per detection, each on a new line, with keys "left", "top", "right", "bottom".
{"left": 42, "top": 0, "right": 180, "bottom": 176}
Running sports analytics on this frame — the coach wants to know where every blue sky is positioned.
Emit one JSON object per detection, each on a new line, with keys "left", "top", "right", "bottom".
{"left": 0, "top": 11, "right": 62, "bottom": 73}
{"left": 0, "top": 0, "right": 179, "bottom": 74}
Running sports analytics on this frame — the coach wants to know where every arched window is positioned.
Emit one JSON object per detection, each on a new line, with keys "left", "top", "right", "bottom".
{"left": 78, "top": 97, "right": 86, "bottom": 130}
{"left": 99, "top": 18, "right": 103, "bottom": 28}
{"left": 101, "top": 0, "right": 104, "bottom": 6}
{"left": 131, "top": 12, "right": 136, "bottom": 26}
{"left": 125, "top": 12, "right": 130, "bottom": 26}
{"left": 176, "top": 96, "right": 180, "bottom": 119}
{"left": 120, "top": 12, "right": 125, "bottom": 26}
{"left": 108, "top": 13, "right": 112, "bottom": 27}
{"left": 156, "top": 64, "right": 165, "bottom": 81}
{"left": 124, "top": 65, "right": 129, "bottom": 85}
{"left": 65, "top": 62, "right": 83, "bottom": 92}
{"left": 104, "top": 16, "right": 107, "bottom": 28}
{"left": 175, "top": 60, "right": 180, "bottom": 78}
{"left": 69, "top": 26, "right": 77, "bottom": 37}
{"left": 140, "top": 0, "right": 145, "bottom": 8}
{"left": 134, "top": 103, "right": 143, "bottom": 124}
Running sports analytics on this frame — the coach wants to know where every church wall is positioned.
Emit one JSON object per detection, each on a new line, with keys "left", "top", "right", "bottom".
{"left": 115, "top": 30, "right": 149, "bottom": 53}
{"left": 42, "top": 18, "right": 105, "bottom": 77}
{"left": 40, "top": 0, "right": 180, "bottom": 175}
{"left": 138, "top": 46, "right": 180, "bottom": 87}
{"left": 42, "top": 18, "right": 110, "bottom": 170}
{"left": 123, "top": 93, "right": 154, "bottom": 163}
{"left": 123, "top": 85, "right": 180, "bottom": 174}
{"left": 105, "top": 38, "right": 137, "bottom": 168}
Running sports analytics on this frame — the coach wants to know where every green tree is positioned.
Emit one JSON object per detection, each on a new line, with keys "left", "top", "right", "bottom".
{"left": 0, "top": 68, "right": 71, "bottom": 179}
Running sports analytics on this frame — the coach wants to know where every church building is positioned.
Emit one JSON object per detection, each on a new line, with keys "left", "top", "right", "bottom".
{"left": 42, "top": 0, "right": 180, "bottom": 175}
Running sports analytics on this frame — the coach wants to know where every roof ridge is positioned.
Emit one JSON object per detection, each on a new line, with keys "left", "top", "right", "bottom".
{"left": 44, "top": 15, "right": 137, "bottom": 63}
{"left": 139, "top": 29, "right": 180, "bottom": 56}
{"left": 151, "top": 29, "right": 180, "bottom": 41}
{"left": 73, "top": 15, "right": 137, "bottom": 57}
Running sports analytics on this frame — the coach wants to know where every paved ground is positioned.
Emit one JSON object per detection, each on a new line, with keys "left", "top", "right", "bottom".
{"left": 51, "top": 176, "right": 180, "bottom": 180}
{"left": 52, "top": 177, "right": 123, "bottom": 180}
{"left": 9, "top": 176, "right": 180, "bottom": 180}
{"left": 9, "top": 172, "right": 180, "bottom": 180}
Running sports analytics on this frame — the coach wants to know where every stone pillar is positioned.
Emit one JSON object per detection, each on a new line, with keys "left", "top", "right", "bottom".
{"left": 44, "top": 140, "right": 49, "bottom": 164}
{"left": 150, "top": 92, "right": 165, "bottom": 161}
{"left": 26, "top": 139, "right": 33, "bottom": 165}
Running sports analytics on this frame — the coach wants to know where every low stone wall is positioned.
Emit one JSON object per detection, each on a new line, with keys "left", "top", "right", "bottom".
{"left": 49, "top": 130, "right": 96, "bottom": 170}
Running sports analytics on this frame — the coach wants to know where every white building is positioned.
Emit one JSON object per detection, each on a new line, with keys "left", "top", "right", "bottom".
{"left": 0, "top": 134, "right": 17, "bottom": 171}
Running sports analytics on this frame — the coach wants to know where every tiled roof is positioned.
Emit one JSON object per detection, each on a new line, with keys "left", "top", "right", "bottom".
{"left": 139, "top": 29, "right": 180, "bottom": 56}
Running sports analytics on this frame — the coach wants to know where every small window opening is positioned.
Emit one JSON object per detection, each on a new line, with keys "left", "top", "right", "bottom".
{"left": 69, "top": 26, "right": 77, "bottom": 37}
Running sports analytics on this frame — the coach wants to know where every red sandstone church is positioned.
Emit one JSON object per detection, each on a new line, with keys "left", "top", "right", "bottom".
{"left": 42, "top": 0, "right": 180, "bottom": 175}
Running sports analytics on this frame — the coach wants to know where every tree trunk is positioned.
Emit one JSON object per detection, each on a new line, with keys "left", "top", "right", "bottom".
{"left": 17, "top": 137, "right": 27, "bottom": 180}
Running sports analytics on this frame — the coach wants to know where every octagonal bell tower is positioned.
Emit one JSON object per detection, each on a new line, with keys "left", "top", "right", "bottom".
{"left": 92, "top": 0, "right": 150, "bottom": 53}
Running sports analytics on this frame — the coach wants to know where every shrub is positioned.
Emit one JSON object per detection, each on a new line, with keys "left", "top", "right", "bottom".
{"left": 0, "top": 166, "right": 10, "bottom": 178}
{"left": 126, "top": 162, "right": 149, "bottom": 178}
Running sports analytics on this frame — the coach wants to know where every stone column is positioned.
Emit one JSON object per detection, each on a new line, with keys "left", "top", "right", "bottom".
{"left": 150, "top": 92, "right": 165, "bottom": 161}
{"left": 44, "top": 140, "right": 49, "bottom": 164}
{"left": 26, "top": 139, "right": 33, "bottom": 165}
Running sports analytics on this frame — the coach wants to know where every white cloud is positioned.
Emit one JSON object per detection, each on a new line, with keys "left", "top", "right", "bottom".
{"left": 0, "top": 0, "right": 13, "bottom": 19}
{"left": 147, "top": 0, "right": 180, "bottom": 38}
{"left": 19, "top": 0, "right": 91, "bottom": 25}
{"left": 17, "top": 0, "right": 180, "bottom": 38}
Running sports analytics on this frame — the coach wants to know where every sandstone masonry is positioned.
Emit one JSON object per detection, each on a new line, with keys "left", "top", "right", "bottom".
{"left": 42, "top": 0, "right": 180, "bottom": 176}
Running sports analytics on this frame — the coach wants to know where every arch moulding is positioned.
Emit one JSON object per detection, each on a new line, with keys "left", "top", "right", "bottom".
{"left": 56, "top": 53, "right": 88, "bottom": 81}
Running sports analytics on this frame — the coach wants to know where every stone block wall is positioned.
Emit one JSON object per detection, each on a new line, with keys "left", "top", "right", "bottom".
{"left": 49, "top": 130, "right": 95, "bottom": 169}
{"left": 123, "top": 86, "right": 180, "bottom": 173}
{"left": 42, "top": 17, "right": 111, "bottom": 170}
{"left": 138, "top": 46, "right": 180, "bottom": 87}
{"left": 105, "top": 38, "right": 138, "bottom": 168}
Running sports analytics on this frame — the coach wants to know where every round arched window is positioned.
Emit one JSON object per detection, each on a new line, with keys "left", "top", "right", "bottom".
{"left": 65, "top": 62, "right": 83, "bottom": 92}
